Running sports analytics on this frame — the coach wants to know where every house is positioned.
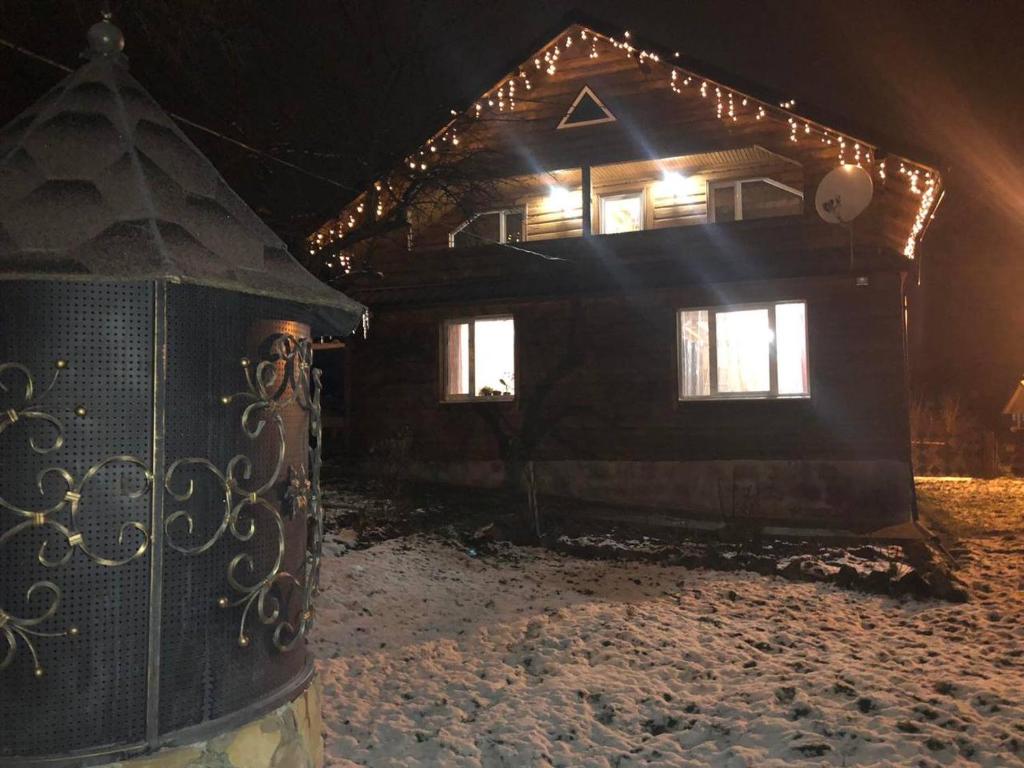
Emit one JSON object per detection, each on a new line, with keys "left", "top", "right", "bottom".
{"left": 1005, "top": 377, "right": 1024, "bottom": 433}
{"left": 309, "top": 15, "right": 945, "bottom": 533}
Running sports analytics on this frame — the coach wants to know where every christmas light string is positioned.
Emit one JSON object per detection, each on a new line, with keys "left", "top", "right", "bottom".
{"left": 309, "top": 23, "right": 942, "bottom": 266}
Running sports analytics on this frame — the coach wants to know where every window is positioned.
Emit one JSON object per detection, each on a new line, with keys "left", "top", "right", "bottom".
{"left": 442, "top": 316, "right": 515, "bottom": 400}
{"left": 558, "top": 85, "right": 617, "bottom": 129}
{"left": 450, "top": 210, "right": 524, "bottom": 248}
{"left": 677, "top": 302, "right": 809, "bottom": 400}
{"left": 708, "top": 178, "right": 803, "bottom": 223}
{"left": 599, "top": 192, "right": 644, "bottom": 234}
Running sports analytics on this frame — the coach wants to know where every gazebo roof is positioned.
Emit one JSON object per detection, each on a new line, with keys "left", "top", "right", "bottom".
{"left": 0, "top": 20, "right": 364, "bottom": 334}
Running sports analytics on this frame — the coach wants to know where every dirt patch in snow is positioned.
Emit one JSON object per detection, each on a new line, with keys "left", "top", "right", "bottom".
{"left": 321, "top": 473, "right": 965, "bottom": 601}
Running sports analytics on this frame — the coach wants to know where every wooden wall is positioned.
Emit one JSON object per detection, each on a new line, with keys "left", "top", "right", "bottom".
{"left": 348, "top": 272, "right": 911, "bottom": 468}
{"left": 366, "top": 22, "right": 931, "bottom": 263}
{"left": 510, "top": 148, "right": 804, "bottom": 242}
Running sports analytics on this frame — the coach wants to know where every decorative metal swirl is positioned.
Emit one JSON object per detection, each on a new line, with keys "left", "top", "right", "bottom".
{"left": 0, "top": 360, "right": 65, "bottom": 456}
{"left": 0, "top": 582, "right": 77, "bottom": 678}
{"left": 164, "top": 335, "right": 324, "bottom": 652}
{"left": 0, "top": 360, "right": 152, "bottom": 677}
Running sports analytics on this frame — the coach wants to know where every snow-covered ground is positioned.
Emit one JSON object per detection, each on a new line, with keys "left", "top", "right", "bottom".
{"left": 313, "top": 480, "right": 1024, "bottom": 767}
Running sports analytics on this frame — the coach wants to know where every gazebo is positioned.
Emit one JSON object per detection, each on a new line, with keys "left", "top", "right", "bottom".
{"left": 0, "top": 17, "right": 362, "bottom": 768}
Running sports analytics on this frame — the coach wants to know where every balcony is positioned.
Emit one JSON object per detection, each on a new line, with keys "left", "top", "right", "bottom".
{"left": 445, "top": 146, "right": 804, "bottom": 249}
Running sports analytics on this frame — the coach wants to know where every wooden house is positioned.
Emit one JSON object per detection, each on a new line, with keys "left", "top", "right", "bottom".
{"left": 310, "top": 15, "right": 945, "bottom": 533}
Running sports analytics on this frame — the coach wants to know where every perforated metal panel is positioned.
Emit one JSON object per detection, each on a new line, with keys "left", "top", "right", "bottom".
{"left": 159, "top": 284, "right": 311, "bottom": 734}
{"left": 0, "top": 280, "right": 316, "bottom": 763}
{"left": 0, "top": 281, "right": 152, "bottom": 757}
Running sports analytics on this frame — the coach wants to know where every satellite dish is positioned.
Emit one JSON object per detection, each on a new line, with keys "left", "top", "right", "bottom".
{"left": 815, "top": 165, "right": 874, "bottom": 224}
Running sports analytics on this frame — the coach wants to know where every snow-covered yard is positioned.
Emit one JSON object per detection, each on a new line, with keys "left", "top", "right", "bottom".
{"left": 313, "top": 479, "right": 1024, "bottom": 767}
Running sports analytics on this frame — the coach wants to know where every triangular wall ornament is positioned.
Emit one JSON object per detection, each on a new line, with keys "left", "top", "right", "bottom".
{"left": 557, "top": 85, "right": 616, "bottom": 129}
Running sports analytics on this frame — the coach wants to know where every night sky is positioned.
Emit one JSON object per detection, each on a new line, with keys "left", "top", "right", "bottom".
{"left": 2, "top": 1, "right": 1021, "bottom": 423}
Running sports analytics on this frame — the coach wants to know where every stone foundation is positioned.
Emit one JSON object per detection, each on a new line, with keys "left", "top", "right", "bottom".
{"left": 404, "top": 459, "right": 914, "bottom": 532}
{"left": 100, "top": 675, "right": 323, "bottom": 768}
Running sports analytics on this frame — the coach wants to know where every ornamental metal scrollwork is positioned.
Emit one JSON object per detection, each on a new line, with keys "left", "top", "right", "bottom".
{"left": 0, "top": 360, "right": 152, "bottom": 678}
{"left": 164, "top": 335, "right": 324, "bottom": 652}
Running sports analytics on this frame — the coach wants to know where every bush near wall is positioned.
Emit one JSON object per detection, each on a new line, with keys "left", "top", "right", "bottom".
{"left": 910, "top": 396, "right": 999, "bottom": 477}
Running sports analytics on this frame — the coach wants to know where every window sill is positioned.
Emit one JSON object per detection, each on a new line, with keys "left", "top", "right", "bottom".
{"left": 677, "top": 394, "right": 811, "bottom": 403}
{"left": 442, "top": 395, "right": 516, "bottom": 404}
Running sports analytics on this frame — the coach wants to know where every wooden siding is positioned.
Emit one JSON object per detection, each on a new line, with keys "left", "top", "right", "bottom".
{"left": 372, "top": 23, "right": 925, "bottom": 261}
{"left": 336, "top": 24, "right": 931, "bottom": 274}
{"left": 483, "top": 147, "right": 804, "bottom": 243}
{"left": 525, "top": 194, "right": 583, "bottom": 241}
{"left": 349, "top": 272, "right": 911, "bottom": 467}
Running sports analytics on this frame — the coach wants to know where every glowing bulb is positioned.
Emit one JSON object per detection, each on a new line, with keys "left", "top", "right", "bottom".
{"left": 548, "top": 185, "right": 574, "bottom": 213}
{"left": 658, "top": 171, "right": 689, "bottom": 198}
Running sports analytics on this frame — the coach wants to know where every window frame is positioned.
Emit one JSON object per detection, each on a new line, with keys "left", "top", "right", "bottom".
{"left": 439, "top": 314, "right": 516, "bottom": 403}
{"left": 707, "top": 177, "right": 804, "bottom": 223}
{"left": 676, "top": 300, "right": 810, "bottom": 401}
{"left": 596, "top": 189, "right": 646, "bottom": 235}
{"left": 448, "top": 209, "right": 525, "bottom": 248}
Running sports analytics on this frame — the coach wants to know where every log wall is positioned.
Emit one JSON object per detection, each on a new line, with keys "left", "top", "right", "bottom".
{"left": 347, "top": 271, "right": 915, "bottom": 529}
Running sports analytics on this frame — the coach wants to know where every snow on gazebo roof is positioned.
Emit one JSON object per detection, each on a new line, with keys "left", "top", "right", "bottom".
{"left": 0, "top": 18, "right": 364, "bottom": 333}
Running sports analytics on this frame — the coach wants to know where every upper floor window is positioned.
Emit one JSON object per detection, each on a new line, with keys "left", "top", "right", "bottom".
{"left": 678, "top": 301, "right": 809, "bottom": 400}
{"left": 708, "top": 178, "right": 803, "bottom": 223}
{"left": 599, "top": 191, "right": 644, "bottom": 234}
{"left": 441, "top": 316, "right": 515, "bottom": 401}
{"left": 449, "top": 209, "right": 524, "bottom": 248}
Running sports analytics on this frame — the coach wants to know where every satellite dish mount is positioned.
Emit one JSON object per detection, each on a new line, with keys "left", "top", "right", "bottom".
{"left": 814, "top": 165, "right": 874, "bottom": 270}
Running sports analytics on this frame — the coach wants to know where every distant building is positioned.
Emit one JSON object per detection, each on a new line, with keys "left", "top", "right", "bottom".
{"left": 311, "top": 15, "right": 945, "bottom": 533}
{"left": 1004, "top": 377, "right": 1024, "bottom": 432}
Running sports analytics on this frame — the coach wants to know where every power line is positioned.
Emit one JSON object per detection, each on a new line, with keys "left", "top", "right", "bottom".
{"left": 458, "top": 229, "right": 570, "bottom": 262}
{"left": 2, "top": 35, "right": 568, "bottom": 265}
{"left": 0, "top": 36, "right": 72, "bottom": 73}
{"left": 0, "top": 36, "right": 357, "bottom": 192}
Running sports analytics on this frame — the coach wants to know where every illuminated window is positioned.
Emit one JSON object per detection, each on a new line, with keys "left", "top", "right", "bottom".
{"left": 678, "top": 302, "right": 809, "bottom": 400}
{"left": 450, "top": 210, "right": 524, "bottom": 248}
{"left": 442, "top": 316, "right": 515, "bottom": 400}
{"left": 709, "top": 178, "right": 803, "bottom": 223}
{"left": 599, "top": 192, "right": 643, "bottom": 234}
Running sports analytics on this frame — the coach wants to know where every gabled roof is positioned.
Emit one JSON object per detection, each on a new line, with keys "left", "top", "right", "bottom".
{"left": 0, "top": 21, "right": 364, "bottom": 332}
{"left": 311, "top": 11, "right": 945, "bottom": 265}
{"left": 531, "top": 11, "right": 945, "bottom": 171}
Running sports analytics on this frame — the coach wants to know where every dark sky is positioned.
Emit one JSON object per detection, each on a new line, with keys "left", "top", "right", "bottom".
{"left": 2, "top": 1, "right": 1022, "bottom": 421}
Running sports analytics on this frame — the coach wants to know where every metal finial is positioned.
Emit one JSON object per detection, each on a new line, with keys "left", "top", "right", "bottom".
{"left": 87, "top": 14, "right": 125, "bottom": 57}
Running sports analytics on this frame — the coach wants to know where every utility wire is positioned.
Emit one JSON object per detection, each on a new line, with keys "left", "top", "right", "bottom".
{"left": 0, "top": 36, "right": 357, "bottom": 191}
{"left": 3, "top": 36, "right": 571, "bottom": 265}
{"left": 459, "top": 229, "right": 571, "bottom": 262}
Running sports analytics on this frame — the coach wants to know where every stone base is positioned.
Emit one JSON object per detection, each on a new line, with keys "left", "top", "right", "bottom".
{"left": 403, "top": 458, "right": 914, "bottom": 532}
{"left": 101, "top": 675, "right": 323, "bottom": 768}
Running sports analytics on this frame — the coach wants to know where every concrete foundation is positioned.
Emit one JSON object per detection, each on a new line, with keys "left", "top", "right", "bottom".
{"left": 405, "top": 459, "right": 914, "bottom": 532}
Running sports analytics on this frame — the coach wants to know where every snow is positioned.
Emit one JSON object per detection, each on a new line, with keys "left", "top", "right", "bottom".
{"left": 313, "top": 480, "right": 1024, "bottom": 767}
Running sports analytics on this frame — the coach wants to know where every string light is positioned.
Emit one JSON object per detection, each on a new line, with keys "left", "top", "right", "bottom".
{"left": 309, "top": 23, "right": 941, "bottom": 266}
{"left": 904, "top": 173, "right": 937, "bottom": 258}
